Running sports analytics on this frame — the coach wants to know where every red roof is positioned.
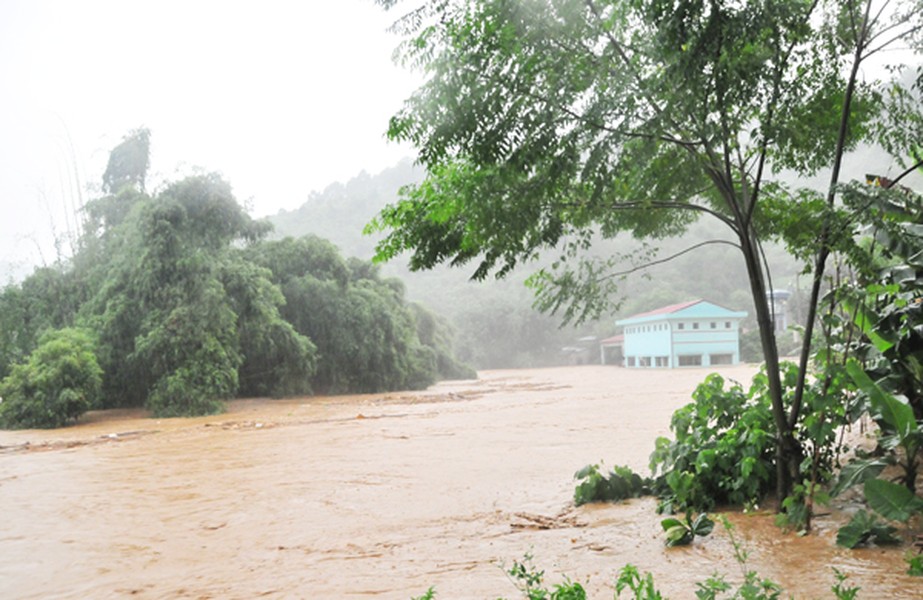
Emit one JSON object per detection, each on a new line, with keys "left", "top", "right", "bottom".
{"left": 600, "top": 334, "right": 624, "bottom": 345}
{"left": 623, "top": 300, "right": 701, "bottom": 320}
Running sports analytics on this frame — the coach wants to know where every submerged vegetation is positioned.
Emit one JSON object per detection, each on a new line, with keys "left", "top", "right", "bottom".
{"left": 414, "top": 519, "right": 863, "bottom": 599}
{"left": 0, "top": 129, "right": 473, "bottom": 428}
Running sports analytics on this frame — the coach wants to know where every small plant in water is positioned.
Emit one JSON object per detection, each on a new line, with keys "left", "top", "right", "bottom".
{"left": 831, "top": 568, "right": 861, "bottom": 600}
{"left": 905, "top": 550, "right": 923, "bottom": 576}
{"left": 410, "top": 587, "right": 436, "bottom": 600}
{"left": 573, "top": 463, "right": 652, "bottom": 506}
{"left": 614, "top": 564, "right": 663, "bottom": 599}
{"left": 714, "top": 515, "right": 784, "bottom": 600}
{"left": 661, "top": 511, "right": 714, "bottom": 547}
{"left": 501, "top": 553, "right": 587, "bottom": 600}
{"left": 415, "top": 544, "right": 863, "bottom": 599}
{"left": 776, "top": 481, "right": 830, "bottom": 535}
{"left": 836, "top": 509, "right": 900, "bottom": 549}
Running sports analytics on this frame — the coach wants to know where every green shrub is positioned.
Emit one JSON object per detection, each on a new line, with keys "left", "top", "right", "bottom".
{"left": 502, "top": 553, "right": 587, "bottom": 600}
{"left": 145, "top": 342, "right": 238, "bottom": 418}
{"left": 905, "top": 552, "right": 923, "bottom": 576}
{"left": 649, "top": 373, "right": 776, "bottom": 512}
{"left": 836, "top": 509, "right": 900, "bottom": 549}
{"left": 0, "top": 328, "right": 103, "bottom": 429}
{"left": 573, "top": 463, "right": 653, "bottom": 506}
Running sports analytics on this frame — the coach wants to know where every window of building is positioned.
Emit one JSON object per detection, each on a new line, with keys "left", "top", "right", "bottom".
{"left": 725, "top": 322, "right": 731, "bottom": 329}
{"left": 655, "top": 356, "right": 669, "bottom": 367}
{"left": 710, "top": 322, "right": 717, "bottom": 329}
{"left": 692, "top": 322, "right": 699, "bottom": 330}
{"left": 627, "top": 356, "right": 636, "bottom": 367}
{"left": 639, "top": 356, "right": 652, "bottom": 367}
{"left": 677, "top": 323, "right": 685, "bottom": 330}
{"left": 710, "top": 353, "right": 734, "bottom": 365}
{"left": 678, "top": 355, "right": 702, "bottom": 367}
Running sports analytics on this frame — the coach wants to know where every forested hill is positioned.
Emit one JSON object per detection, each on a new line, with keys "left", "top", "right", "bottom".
{"left": 268, "top": 161, "right": 806, "bottom": 368}
{"left": 0, "top": 132, "right": 474, "bottom": 430}
{"left": 271, "top": 159, "right": 422, "bottom": 260}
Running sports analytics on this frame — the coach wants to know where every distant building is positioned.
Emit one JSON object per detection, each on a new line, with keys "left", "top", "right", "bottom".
{"left": 766, "top": 289, "right": 792, "bottom": 333}
{"left": 561, "top": 336, "right": 599, "bottom": 365}
{"left": 613, "top": 300, "right": 747, "bottom": 368}
{"left": 599, "top": 334, "right": 624, "bottom": 365}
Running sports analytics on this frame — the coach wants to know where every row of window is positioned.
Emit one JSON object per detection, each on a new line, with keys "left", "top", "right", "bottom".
{"left": 626, "top": 353, "right": 734, "bottom": 367}
{"left": 624, "top": 321, "right": 733, "bottom": 334}
{"left": 678, "top": 321, "right": 733, "bottom": 331}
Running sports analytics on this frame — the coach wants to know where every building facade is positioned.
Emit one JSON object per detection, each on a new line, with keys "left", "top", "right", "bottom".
{"left": 614, "top": 300, "right": 747, "bottom": 368}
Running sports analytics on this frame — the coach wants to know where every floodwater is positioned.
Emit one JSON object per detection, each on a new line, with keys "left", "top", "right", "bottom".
{"left": 0, "top": 365, "right": 918, "bottom": 599}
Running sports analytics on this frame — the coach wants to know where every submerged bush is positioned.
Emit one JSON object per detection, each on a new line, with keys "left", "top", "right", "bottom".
{"left": 0, "top": 328, "right": 103, "bottom": 429}
{"left": 649, "top": 373, "right": 776, "bottom": 512}
{"left": 573, "top": 463, "right": 653, "bottom": 506}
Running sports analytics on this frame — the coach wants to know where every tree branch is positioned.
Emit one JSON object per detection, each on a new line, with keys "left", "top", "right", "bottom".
{"left": 550, "top": 100, "right": 706, "bottom": 149}
{"left": 583, "top": 0, "right": 687, "bottom": 137}
{"left": 555, "top": 196, "right": 739, "bottom": 231}
{"left": 598, "top": 239, "right": 741, "bottom": 282}
{"left": 886, "top": 158, "right": 923, "bottom": 188}
{"left": 863, "top": 22, "right": 923, "bottom": 59}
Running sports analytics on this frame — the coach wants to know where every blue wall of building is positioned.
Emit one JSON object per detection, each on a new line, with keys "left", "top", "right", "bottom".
{"left": 622, "top": 320, "right": 672, "bottom": 366}
{"left": 616, "top": 301, "right": 745, "bottom": 368}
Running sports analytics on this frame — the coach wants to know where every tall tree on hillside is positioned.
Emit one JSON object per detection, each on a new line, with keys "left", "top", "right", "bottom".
{"left": 245, "top": 236, "right": 460, "bottom": 393}
{"left": 83, "top": 171, "right": 315, "bottom": 415}
{"left": 370, "top": 0, "right": 923, "bottom": 500}
{"left": 102, "top": 127, "right": 151, "bottom": 194}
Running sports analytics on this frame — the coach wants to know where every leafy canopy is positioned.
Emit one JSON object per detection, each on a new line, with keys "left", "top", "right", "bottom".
{"left": 370, "top": 0, "right": 875, "bottom": 322}
{"left": 0, "top": 328, "right": 102, "bottom": 429}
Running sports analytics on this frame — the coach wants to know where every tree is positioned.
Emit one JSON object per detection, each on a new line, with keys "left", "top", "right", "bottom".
{"left": 83, "top": 172, "right": 303, "bottom": 416}
{"left": 0, "top": 129, "right": 474, "bottom": 426}
{"left": 0, "top": 328, "right": 102, "bottom": 429}
{"left": 246, "top": 236, "right": 458, "bottom": 393}
{"left": 102, "top": 127, "right": 151, "bottom": 194}
{"left": 371, "top": 0, "right": 923, "bottom": 501}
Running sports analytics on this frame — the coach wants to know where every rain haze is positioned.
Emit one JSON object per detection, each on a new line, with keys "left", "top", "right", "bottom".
{"left": 0, "top": 0, "right": 418, "bottom": 281}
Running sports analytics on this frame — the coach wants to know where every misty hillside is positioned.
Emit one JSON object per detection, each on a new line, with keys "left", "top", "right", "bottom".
{"left": 267, "top": 158, "right": 836, "bottom": 368}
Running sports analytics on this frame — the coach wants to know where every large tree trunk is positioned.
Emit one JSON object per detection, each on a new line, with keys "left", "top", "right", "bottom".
{"left": 789, "top": 0, "right": 869, "bottom": 430}
{"left": 738, "top": 223, "right": 799, "bottom": 501}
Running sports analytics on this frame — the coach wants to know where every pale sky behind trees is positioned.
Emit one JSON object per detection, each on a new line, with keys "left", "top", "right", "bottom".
{"left": 0, "top": 0, "right": 419, "bottom": 281}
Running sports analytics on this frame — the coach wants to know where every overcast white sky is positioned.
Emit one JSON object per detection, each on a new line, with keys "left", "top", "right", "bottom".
{"left": 0, "top": 0, "right": 420, "bottom": 280}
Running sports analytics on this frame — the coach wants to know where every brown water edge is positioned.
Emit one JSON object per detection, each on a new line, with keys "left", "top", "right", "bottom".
{"left": 0, "top": 365, "right": 917, "bottom": 599}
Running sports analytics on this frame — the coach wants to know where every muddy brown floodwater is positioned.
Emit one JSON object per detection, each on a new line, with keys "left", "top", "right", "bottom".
{"left": 0, "top": 365, "right": 919, "bottom": 598}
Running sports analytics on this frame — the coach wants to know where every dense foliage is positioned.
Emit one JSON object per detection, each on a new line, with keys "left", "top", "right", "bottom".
{"left": 246, "top": 236, "right": 473, "bottom": 394}
{"left": 371, "top": 0, "right": 923, "bottom": 502}
{"left": 270, "top": 162, "right": 799, "bottom": 369}
{"left": 573, "top": 463, "right": 653, "bottom": 506}
{"left": 650, "top": 373, "right": 777, "bottom": 512}
{"left": 0, "top": 130, "right": 472, "bottom": 427}
{"left": 0, "top": 328, "right": 102, "bottom": 428}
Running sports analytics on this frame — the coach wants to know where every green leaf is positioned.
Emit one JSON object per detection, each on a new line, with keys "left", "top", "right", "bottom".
{"left": 846, "top": 359, "right": 916, "bottom": 438}
{"left": 837, "top": 511, "right": 873, "bottom": 548}
{"left": 829, "top": 458, "right": 889, "bottom": 497}
{"left": 660, "top": 517, "right": 683, "bottom": 531}
{"left": 691, "top": 513, "right": 714, "bottom": 537}
{"left": 664, "top": 524, "right": 692, "bottom": 546}
{"left": 865, "top": 478, "right": 923, "bottom": 522}
{"left": 843, "top": 298, "right": 895, "bottom": 352}
{"left": 574, "top": 464, "right": 598, "bottom": 480}
{"left": 906, "top": 553, "right": 923, "bottom": 576}
{"left": 835, "top": 510, "right": 898, "bottom": 548}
